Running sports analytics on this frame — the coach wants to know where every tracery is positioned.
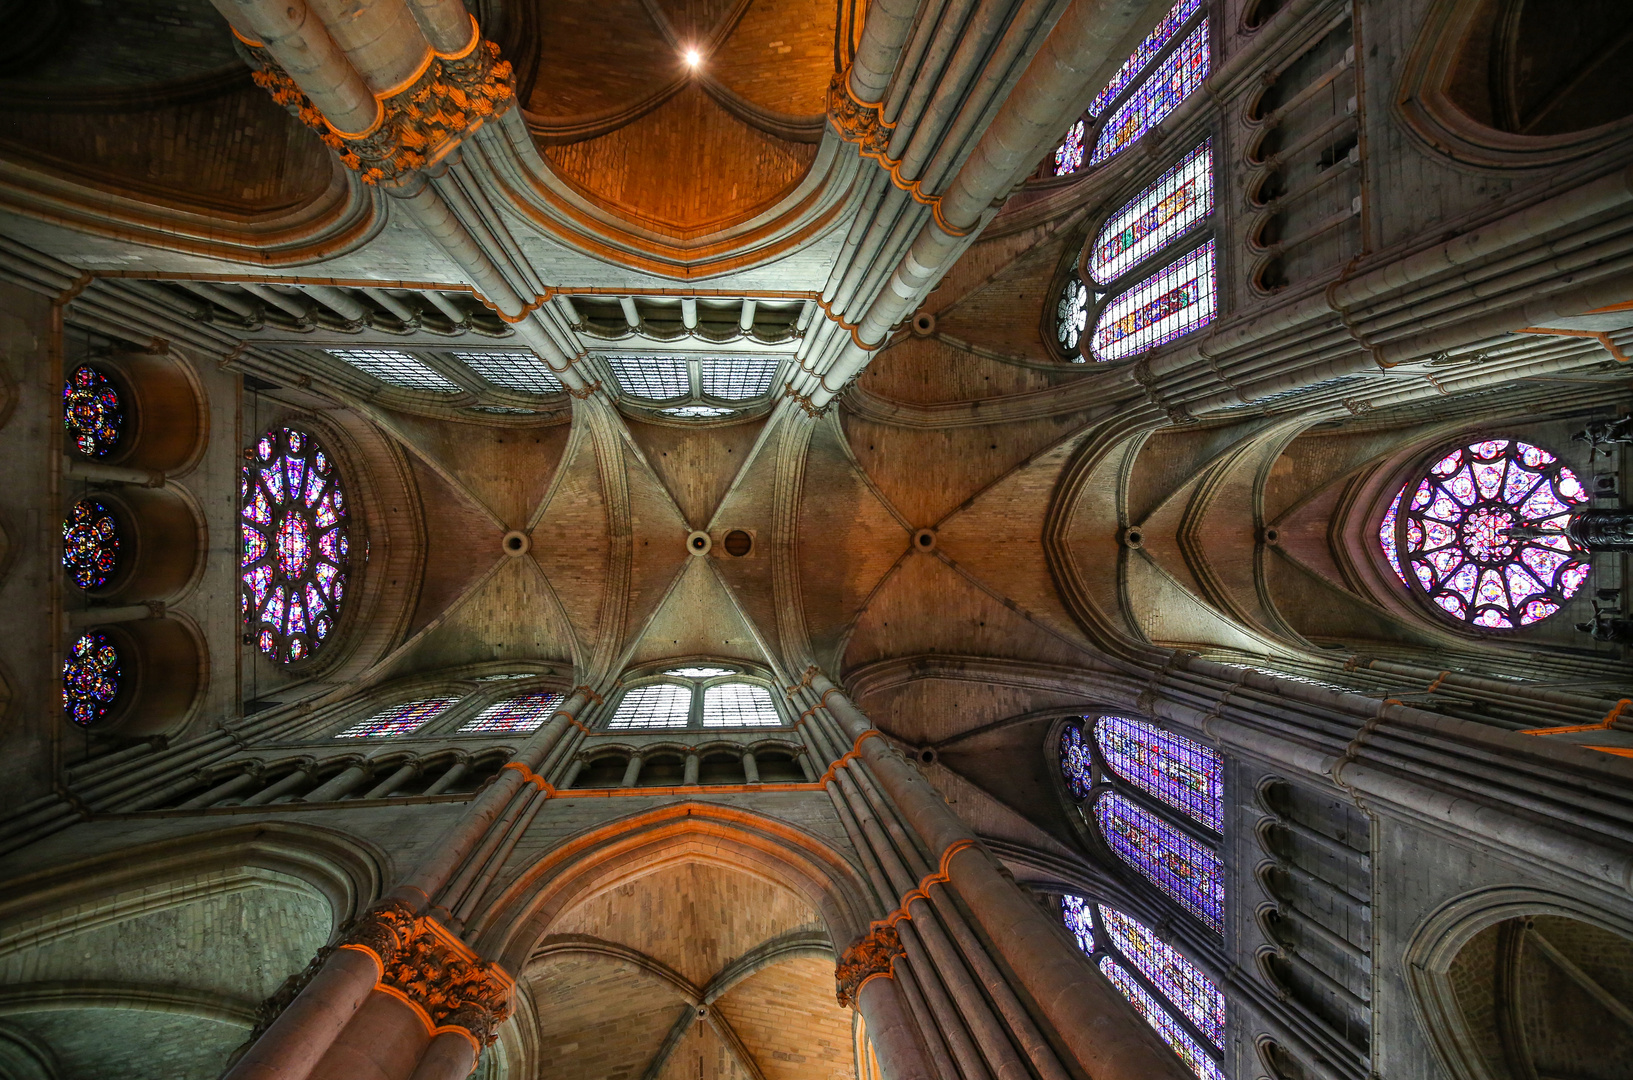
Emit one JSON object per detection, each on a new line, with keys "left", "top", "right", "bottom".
{"left": 336, "top": 698, "right": 460, "bottom": 738}
{"left": 240, "top": 427, "right": 350, "bottom": 664}
{"left": 63, "top": 365, "right": 123, "bottom": 457}
{"left": 63, "top": 631, "right": 120, "bottom": 727}
{"left": 62, "top": 497, "right": 120, "bottom": 590}
{"left": 606, "top": 668, "right": 785, "bottom": 729}
{"left": 459, "top": 691, "right": 565, "bottom": 733}
{"left": 1056, "top": 274, "right": 1089, "bottom": 356}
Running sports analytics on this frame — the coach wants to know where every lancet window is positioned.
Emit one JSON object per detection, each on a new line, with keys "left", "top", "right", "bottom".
{"left": 63, "top": 365, "right": 124, "bottom": 457}
{"left": 458, "top": 691, "right": 565, "bottom": 733}
{"left": 335, "top": 697, "right": 460, "bottom": 739}
{"left": 1059, "top": 715, "right": 1225, "bottom": 934}
{"left": 606, "top": 667, "right": 784, "bottom": 729}
{"left": 1060, "top": 896, "right": 1226, "bottom": 1080}
{"left": 63, "top": 631, "right": 121, "bottom": 727}
{"left": 241, "top": 427, "right": 350, "bottom": 664}
{"left": 1379, "top": 438, "right": 1592, "bottom": 629}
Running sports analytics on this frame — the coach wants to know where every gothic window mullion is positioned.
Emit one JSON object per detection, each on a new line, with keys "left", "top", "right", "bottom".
{"left": 1099, "top": 930, "right": 1223, "bottom": 1062}
{"left": 1085, "top": 0, "right": 1209, "bottom": 148}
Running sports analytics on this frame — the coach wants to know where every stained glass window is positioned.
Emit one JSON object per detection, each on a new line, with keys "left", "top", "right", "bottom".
{"left": 1062, "top": 894, "right": 1096, "bottom": 953}
{"left": 608, "top": 357, "right": 690, "bottom": 400}
{"left": 1057, "top": 275, "right": 1089, "bottom": 355}
{"left": 662, "top": 405, "right": 736, "bottom": 419}
{"left": 1090, "top": 21, "right": 1210, "bottom": 165}
{"left": 1054, "top": 120, "right": 1088, "bottom": 176}
{"left": 1392, "top": 438, "right": 1591, "bottom": 628}
{"left": 63, "top": 631, "right": 120, "bottom": 727}
{"left": 1087, "top": 0, "right": 1206, "bottom": 117}
{"left": 1099, "top": 958, "right": 1226, "bottom": 1080}
{"left": 665, "top": 666, "right": 735, "bottom": 677}
{"left": 701, "top": 683, "right": 781, "bottom": 727}
{"left": 1093, "top": 715, "right": 1222, "bottom": 831}
{"left": 452, "top": 351, "right": 563, "bottom": 393}
{"left": 63, "top": 498, "right": 121, "bottom": 590}
{"left": 1099, "top": 906, "right": 1224, "bottom": 1046}
{"left": 1378, "top": 485, "right": 1407, "bottom": 585}
{"left": 606, "top": 683, "right": 693, "bottom": 729}
{"left": 700, "top": 359, "right": 780, "bottom": 400}
{"left": 1060, "top": 724, "right": 1095, "bottom": 799}
{"left": 1090, "top": 142, "right": 1213, "bottom": 285}
{"left": 1095, "top": 791, "right": 1223, "bottom": 932}
{"left": 459, "top": 691, "right": 564, "bottom": 733}
{"left": 336, "top": 697, "right": 459, "bottom": 738}
{"left": 241, "top": 427, "right": 349, "bottom": 664}
{"left": 63, "top": 366, "right": 123, "bottom": 457}
{"left": 1090, "top": 240, "right": 1216, "bottom": 362}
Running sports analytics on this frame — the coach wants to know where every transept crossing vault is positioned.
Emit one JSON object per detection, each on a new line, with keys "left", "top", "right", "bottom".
{"left": 3, "top": 1, "right": 1633, "bottom": 1079}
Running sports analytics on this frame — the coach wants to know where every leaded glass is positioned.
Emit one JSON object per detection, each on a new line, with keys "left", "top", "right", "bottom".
{"left": 459, "top": 691, "right": 564, "bottom": 733}
{"left": 1099, "top": 906, "right": 1224, "bottom": 1046}
{"left": 665, "top": 666, "right": 735, "bottom": 677}
{"left": 452, "top": 351, "right": 564, "bottom": 393}
{"left": 1099, "top": 958, "right": 1226, "bottom": 1080}
{"left": 702, "top": 683, "right": 781, "bottom": 727}
{"left": 1062, "top": 894, "right": 1095, "bottom": 954}
{"left": 1090, "top": 240, "right": 1216, "bottom": 362}
{"left": 63, "top": 366, "right": 123, "bottom": 457}
{"left": 1057, "top": 275, "right": 1089, "bottom": 355}
{"left": 700, "top": 358, "right": 780, "bottom": 400}
{"left": 63, "top": 631, "right": 120, "bottom": 727}
{"left": 607, "top": 683, "right": 693, "bottom": 729}
{"left": 1054, "top": 119, "right": 1087, "bottom": 176}
{"left": 1095, "top": 791, "right": 1223, "bottom": 932}
{"left": 241, "top": 427, "right": 349, "bottom": 664}
{"left": 1394, "top": 438, "right": 1591, "bottom": 629}
{"left": 662, "top": 405, "right": 735, "bottom": 418}
{"left": 1093, "top": 715, "right": 1222, "bottom": 831}
{"left": 326, "top": 349, "right": 463, "bottom": 392}
{"left": 608, "top": 357, "right": 690, "bottom": 400}
{"left": 1378, "top": 485, "right": 1407, "bottom": 584}
{"left": 1091, "top": 21, "right": 1210, "bottom": 165}
{"left": 336, "top": 697, "right": 459, "bottom": 738}
{"left": 63, "top": 498, "right": 120, "bottom": 590}
{"left": 1087, "top": 0, "right": 1206, "bottom": 117}
{"left": 1090, "top": 142, "right": 1213, "bottom": 285}
{"left": 1060, "top": 724, "right": 1094, "bottom": 799}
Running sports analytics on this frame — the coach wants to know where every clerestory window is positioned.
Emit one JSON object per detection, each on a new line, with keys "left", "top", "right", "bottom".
{"left": 604, "top": 356, "right": 783, "bottom": 420}
{"left": 605, "top": 667, "right": 785, "bottom": 729}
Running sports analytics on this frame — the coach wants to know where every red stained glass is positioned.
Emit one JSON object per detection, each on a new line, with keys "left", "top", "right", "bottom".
{"left": 63, "top": 498, "right": 121, "bottom": 590}
{"left": 63, "top": 631, "right": 120, "bottom": 727}
{"left": 63, "top": 366, "right": 123, "bottom": 457}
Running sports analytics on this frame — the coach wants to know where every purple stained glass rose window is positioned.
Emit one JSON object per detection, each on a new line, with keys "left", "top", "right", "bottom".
{"left": 1093, "top": 715, "right": 1222, "bottom": 831}
{"left": 1095, "top": 791, "right": 1223, "bottom": 933}
{"left": 63, "top": 631, "right": 121, "bottom": 727}
{"left": 1099, "top": 906, "right": 1225, "bottom": 1047}
{"left": 1062, "top": 894, "right": 1096, "bottom": 954}
{"left": 63, "top": 365, "right": 124, "bottom": 458}
{"left": 63, "top": 497, "right": 121, "bottom": 590}
{"left": 1099, "top": 957, "right": 1225, "bottom": 1080}
{"left": 242, "top": 428, "right": 349, "bottom": 663}
{"left": 1087, "top": 0, "right": 1205, "bottom": 117}
{"left": 1060, "top": 724, "right": 1095, "bottom": 799}
{"left": 1054, "top": 119, "right": 1088, "bottom": 175}
{"left": 1091, "top": 20, "right": 1210, "bottom": 165}
{"left": 1389, "top": 438, "right": 1591, "bottom": 628}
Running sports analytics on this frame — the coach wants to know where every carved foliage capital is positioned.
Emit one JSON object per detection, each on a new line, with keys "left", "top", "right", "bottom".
{"left": 382, "top": 917, "right": 514, "bottom": 1045}
{"left": 341, "top": 899, "right": 420, "bottom": 964}
{"left": 835, "top": 921, "right": 904, "bottom": 1007}
{"left": 827, "top": 70, "right": 894, "bottom": 157}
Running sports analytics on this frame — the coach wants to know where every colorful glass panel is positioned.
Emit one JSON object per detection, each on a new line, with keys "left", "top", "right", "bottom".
{"left": 1090, "top": 142, "right": 1213, "bottom": 285}
{"left": 1095, "top": 791, "right": 1223, "bottom": 933}
{"left": 1062, "top": 894, "right": 1095, "bottom": 954}
{"left": 1060, "top": 724, "right": 1095, "bottom": 799}
{"left": 1099, "top": 958, "right": 1226, "bottom": 1080}
{"left": 1394, "top": 439, "right": 1590, "bottom": 629}
{"left": 1093, "top": 715, "right": 1222, "bottom": 831}
{"left": 1099, "top": 906, "right": 1224, "bottom": 1046}
{"left": 1087, "top": 0, "right": 1206, "bottom": 117}
{"left": 1057, "top": 275, "right": 1089, "bottom": 355}
{"left": 1054, "top": 119, "right": 1087, "bottom": 175}
{"left": 62, "top": 498, "right": 121, "bottom": 590}
{"left": 63, "top": 366, "right": 123, "bottom": 457}
{"left": 336, "top": 698, "right": 458, "bottom": 739}
{"left": 63, "top": 631, "right": 120, "bottom": 727}
{"left": 1091, "top": 21, "right": 1210, "bottom": 165}
{"left": 459, "top": 691, "right": 565, "bottom": 733}
{"left": 1090, "top": 240, "right": 1216, "bottom": 361}
{"left": 242, "top": 428, "right": 349, "bottom": 663}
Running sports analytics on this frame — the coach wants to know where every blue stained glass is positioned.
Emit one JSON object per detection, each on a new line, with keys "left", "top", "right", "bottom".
{"left": 1099, "top": 906, "right": 1224, "bottom": 1047}
{"left": 243, "top": 525, "right": 268, "bottom": 565}
{"left": 63, "top": 366, "right": 124, "bottom": 457}
{"left": 1094, "top": 715, "right": 1222, "bottom": 831}
{"left": 1054, "top": 119, "right": 1087, "bottom": 175}
{"left": 305, "top": 581, "right": 327, "bottom": 618}
{"left": 1090, "top": 240, "right": 1216, "bottom": 362}
{"left": 459, "top": 691, "right": 565, "bottom": 733}
{"left": 1091, "top": 21, "right": 1210, "bottom": 165}
{"left": 63, "top": 631, "right": 120, "bottom": 727}
{"left": 1099, "top": 958, "right": 1225, "bottom": 1080}
{"left": 285, "top": 455, "right": 306, "bottom": 501}
{"left": 1089, "top": 141, "right": 1213, "bottom": 285}
{"left": 336, "top": 697, "right": 459, "bottom": 738}
{"left": 1060, "top": 724, "right": 1095, "bottom": 799}
{"left": 304, "top": 465, "right": 327, "bottom": 507}
{"left": 1087, "top": 0, "right": 1205, "bottom": 117}
{"left": 262, "top": 466, "right": 284, "bottom": 504}
{"left": 1095, "top": 791, "right": 1223, "bottom": 933}
{"left": 1062, "top": 894, "right": 1095, "bottom": 954}
{"left": 63, "top": 498, "right": 121, "bottom": 590}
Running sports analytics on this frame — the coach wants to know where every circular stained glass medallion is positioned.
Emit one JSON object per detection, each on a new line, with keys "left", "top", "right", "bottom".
{"left": 1390, "top": 438, "right": 1591, "bottom": 629}
{"left": 62, "top": 498, "right": 120, "bottom": 590}
{"left": 241, "top": 427, "right": 349, "bottom": 663}
{"left": 63, "top": 631, "right": 120, "bottom": 726}
{"left": 63, "top": 366, "right": 124, "bottom": 457}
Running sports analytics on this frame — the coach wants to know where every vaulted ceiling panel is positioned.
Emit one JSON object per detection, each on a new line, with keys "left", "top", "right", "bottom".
{"left": 533, "top": 433, "right": 613, "bottom": 650}
{"left": 405, "top": 456, "right": 505, "bottom": 638}
{"left": 385, "top": 411, "right": 573, "bottom": 530}
{"left": 626, "top": 416, "right": 768, "bottom": 529}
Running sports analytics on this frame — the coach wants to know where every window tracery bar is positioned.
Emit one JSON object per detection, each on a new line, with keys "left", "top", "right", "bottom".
{"left": 1394, "top": 438, "right": 1591, "bottom": 627}
{"left": 1060, "top": 724, "right": 1095, "bottom": 799}
{"left": 63, "top": 498, "right": 121, "bottom": 590}
{"left": 1087, "top": 0, "right": 1205, "bottom": 118}
{"left": 1091, "top": 20, "right": 1210, "bottom": 165}
{"left": 458, "top": 691, "right": 565, "bottom": 733}
{"left": 63, "top": 365, "right": 123, "bottom": 457}
{"left": 606, "top": 683, "right": 693, "bottom": 729}
{"left": 1098, "top": 905, "right": 1224, "bottom": 1046}
{"left": 1090, "top": 141, "right": 1214, "bottom": 285}
{"left": 1090, "top": 239, "right": 1216, "bottom": 362}
{"left": 701, "top": 683, "right": 781, "bottom": 727}
{"left": 451, "top": 351, "right": 563, "bottom": 393}
{"left": 1095, "top": 791, "right": 1224, "bottom": 932}
{"left": 699, "top": 359, "right": 780, "bottom": 400}
{"left": 63, "top": 631, "right": 120, "bottom": 727}
{"left": 336, "top": 697, "right": 460, "bottom": 738}
{"left": 1099, "top": 957, "right": 1226, "bottom": 1080}
{"left": 607, "top": 357, "right": 690, "bottom": 400}
{"left": 1093, "top": 715, "right": 1222, "bottom": 831}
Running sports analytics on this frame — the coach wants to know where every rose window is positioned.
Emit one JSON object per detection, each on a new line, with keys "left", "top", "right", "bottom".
{"left": 63, "top": 631, "right": 120, "bottom": 726}
{"left": 62, "top": 498, "right": 120, "bottom": 590}
{"left": 1056, "top": 275, "right": 1089, "bottom": 354}
{"left": 241, "top": 427, "right": 350, "bottom": 663}
{"left": 63, "top": 365, "right": 123, "bottom": 457}
{"left": 1054, "top": 119, "right": 1087, "bottom": 175}
{"left": 1382, "top": 438, "right": 1591, "bottom": 629}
